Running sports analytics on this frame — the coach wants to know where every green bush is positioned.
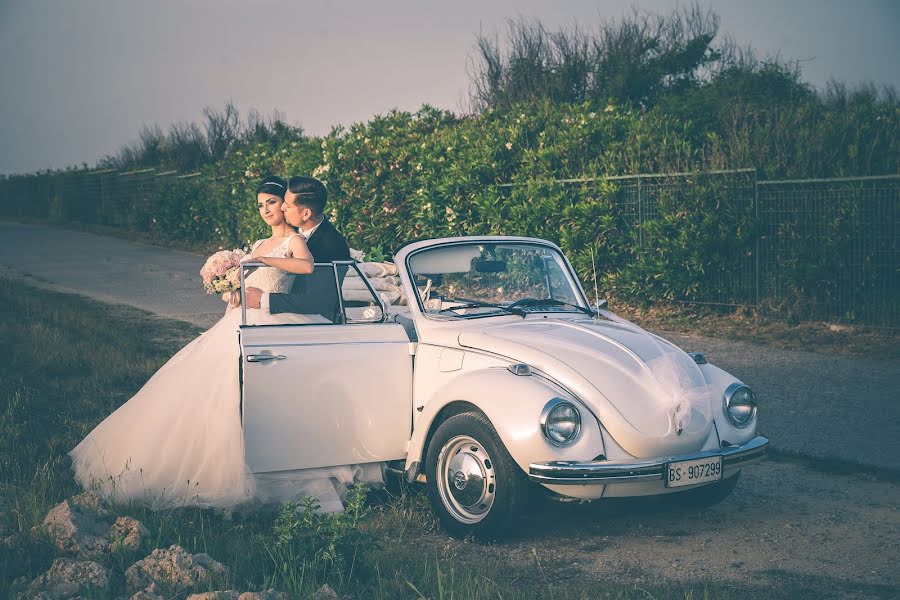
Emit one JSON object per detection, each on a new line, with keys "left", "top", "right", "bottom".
{"left": 266, "top": 486, "right": 377, "bottom": 593}
{"left": 1, "top": 87, "right": 896, "bottom": 319}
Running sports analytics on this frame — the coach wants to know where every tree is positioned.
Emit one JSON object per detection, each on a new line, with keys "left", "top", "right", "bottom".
{"left": 468, "top": 3, "right": 722, "bottom": 110}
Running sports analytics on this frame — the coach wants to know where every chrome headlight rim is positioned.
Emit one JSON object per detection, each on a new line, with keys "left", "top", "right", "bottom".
{"left": 540, "top": 397, "right": 582, "bottom": 447}
{"left": 723, "top": 382, "right": 757, "bottom": 429}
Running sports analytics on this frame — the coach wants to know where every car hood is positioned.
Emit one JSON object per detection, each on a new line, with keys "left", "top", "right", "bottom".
{"left": 457, "top": 317, "right": 715, "bottom": 458}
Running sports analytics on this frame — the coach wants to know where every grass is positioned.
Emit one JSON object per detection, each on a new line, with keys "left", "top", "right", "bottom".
{"left": 613, "top": 301, "right": 900, "bottom": 360}
{"left": 0, "top": 278, "right": 882, "bottom": 598}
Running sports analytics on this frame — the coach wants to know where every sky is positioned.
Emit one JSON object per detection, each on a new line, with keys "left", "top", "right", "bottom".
{"left": 1, "top": 0, "right": 898, "bottom": 175}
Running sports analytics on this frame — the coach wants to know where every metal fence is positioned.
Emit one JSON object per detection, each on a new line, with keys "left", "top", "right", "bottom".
{"left": 757, "top": 175, "right": 898, "bottom": 327}
{"left": 602, "top": 169, "right": 758, "bottom": 308}
{"left": 501, "top": 170, "right": 899, "bottom": 327}
{"left": 0, "top": 168, "right": 211, "bottom": 226}
{"left": 2, "top": 168, "right": 898, "bottom": 327}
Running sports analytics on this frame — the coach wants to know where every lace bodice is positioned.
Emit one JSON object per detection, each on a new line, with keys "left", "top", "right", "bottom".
{"left": 243, "top": 235, "right": 298, "bottom": 294}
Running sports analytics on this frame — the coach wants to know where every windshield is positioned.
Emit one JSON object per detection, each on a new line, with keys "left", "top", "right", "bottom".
{"left": 407, "top": 242, "right": 588, "bottom": 317}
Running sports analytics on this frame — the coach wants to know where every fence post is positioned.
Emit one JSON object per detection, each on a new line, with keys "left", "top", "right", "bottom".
{"left": 754, "top": 170, "right": 760, "bottom": 310}
{"left": 637, "top": 174, "right": 643, "bottom": 250}
{"left": 99, "top": 172, "right": 106, "bottom": 224}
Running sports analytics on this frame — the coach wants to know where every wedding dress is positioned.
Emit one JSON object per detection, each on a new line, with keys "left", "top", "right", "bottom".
{"left": 69, "top": 235, "right": 380, "bottom": 511}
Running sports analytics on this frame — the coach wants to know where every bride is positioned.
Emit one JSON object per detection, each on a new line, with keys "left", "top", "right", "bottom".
{"left": 69, "top": 175, "right": 317, "bottom": 509}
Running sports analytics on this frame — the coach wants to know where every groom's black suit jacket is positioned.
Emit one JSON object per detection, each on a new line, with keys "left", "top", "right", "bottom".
{"left": 269, "top": 219, "right": 351, "bottom": 318}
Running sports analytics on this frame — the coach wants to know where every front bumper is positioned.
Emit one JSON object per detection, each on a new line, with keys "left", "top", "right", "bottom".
{"left": 528, "top": 435, "right": 769, "bottom": 485}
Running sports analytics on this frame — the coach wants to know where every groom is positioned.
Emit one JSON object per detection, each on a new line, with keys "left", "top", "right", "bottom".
{"left": 243, "top": 176, "right": 351, "bottom": 315}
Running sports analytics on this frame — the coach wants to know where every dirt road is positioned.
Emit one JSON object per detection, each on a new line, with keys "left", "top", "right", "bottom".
{"left": 664, "top": 332, "right": 900, "bottom": 473}
{"left": 417, "top": 458, "right": 899, "bottom": 598}
{"left": 1, "top": 222, "right": 222, "bottom": 328}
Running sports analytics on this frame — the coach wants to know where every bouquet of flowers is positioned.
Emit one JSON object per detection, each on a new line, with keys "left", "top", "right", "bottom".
{"left": 200, "top": 249, "right": 247, "bottom": 294}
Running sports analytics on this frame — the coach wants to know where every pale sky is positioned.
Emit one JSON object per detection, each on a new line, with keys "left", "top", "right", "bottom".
{"left": 1, "top": 0, "right": 898, "bottom": 175}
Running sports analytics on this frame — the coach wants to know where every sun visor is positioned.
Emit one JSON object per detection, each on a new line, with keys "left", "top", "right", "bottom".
{"left": 409, "top": 245, "right": 482, "bottom": 274}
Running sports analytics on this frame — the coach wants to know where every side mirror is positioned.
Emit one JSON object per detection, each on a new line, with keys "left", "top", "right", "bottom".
{"left": 591, "top": 299, "right": 608, "bottom": 315}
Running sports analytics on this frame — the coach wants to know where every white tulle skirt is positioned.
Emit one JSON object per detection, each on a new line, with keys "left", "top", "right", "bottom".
{"left": 69, "top": 308, "right": 382, "bottom": 511}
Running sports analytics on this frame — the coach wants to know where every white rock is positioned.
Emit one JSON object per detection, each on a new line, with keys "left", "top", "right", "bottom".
{"left": 313, "top": 583, "right": 342, "bottom": 600}
{"left": 24, "top": 557, "right": 110, "bottom": 599}
{"left": 108, "top": 516, "right": 149, "bottom": 552}
{"left": 186, "top": 592, "right": 240, "bottom": 600}
{"left": 41, "top": 494, "right": 110, "bottom": 557}
{"left": 238, "top": 591, "right": 288, "bottom": 600}
{"left": 129, "top": 592, "right": 165, "bottom": 600}
{"left": 125, "top": 545, "right": 232, "bottom": 594}
{"left": 128, "top": 582, "right": 165, "bottom": 600}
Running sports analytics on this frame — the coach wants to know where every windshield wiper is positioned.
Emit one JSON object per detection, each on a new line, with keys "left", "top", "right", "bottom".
{"left": 437, "top": 298, "right": 526, "bottom": 317}
{"left": 506, "top": 297, "right": 595, "bottom": 317}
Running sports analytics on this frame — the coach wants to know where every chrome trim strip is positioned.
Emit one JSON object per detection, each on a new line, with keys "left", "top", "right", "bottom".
{"left": 240, "top": 261, "right": 247, "bottom": 325}
{"left": 346, "top": 261, "right": 389, "bottom": 323}
{"left": 331, "top": 263, "right": 345, "bottom": 323}
{"left": 528, "top": 436, "right": 769, "bottom": 485}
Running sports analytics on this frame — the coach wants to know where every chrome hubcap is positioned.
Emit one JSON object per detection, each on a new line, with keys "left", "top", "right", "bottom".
{"left": 437, "top": 435, "right": 496, "bottom": 524}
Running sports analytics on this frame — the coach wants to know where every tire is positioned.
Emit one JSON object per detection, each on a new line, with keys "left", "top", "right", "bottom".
{"left": 669, "top": 472, "right": 741, "bottom": 508}
{"left": 425, "top": 411, "right": 526, "bottom": 540}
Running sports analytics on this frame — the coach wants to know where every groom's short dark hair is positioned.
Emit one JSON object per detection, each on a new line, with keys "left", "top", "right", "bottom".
{"left": 288, "top": 176, "right": 327, "bottom": 216}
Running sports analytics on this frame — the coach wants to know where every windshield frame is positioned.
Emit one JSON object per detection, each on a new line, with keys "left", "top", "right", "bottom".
{"left": 403, "top": 239, "right": 591, "bottom": 321}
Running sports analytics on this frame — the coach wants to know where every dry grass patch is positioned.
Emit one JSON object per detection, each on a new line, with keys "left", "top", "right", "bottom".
{"left": 614, "top": 301, "right": 899, "bottom": 360}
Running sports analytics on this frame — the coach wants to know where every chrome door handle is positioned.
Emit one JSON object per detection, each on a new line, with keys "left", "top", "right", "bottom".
{"left": 247, "top": 354, "right": 287, "bottom": 363}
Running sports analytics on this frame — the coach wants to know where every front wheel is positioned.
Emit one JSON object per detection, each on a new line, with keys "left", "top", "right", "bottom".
{"left": 425, "top": 411, "right": 526, "bottom": 539}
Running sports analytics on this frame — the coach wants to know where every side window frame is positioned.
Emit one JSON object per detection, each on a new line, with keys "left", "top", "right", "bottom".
{"left": 238, "top": 260, "right": 388, "bottom": 326}
{"left": 336, "top": 261, "right": 389, "bottom": 324}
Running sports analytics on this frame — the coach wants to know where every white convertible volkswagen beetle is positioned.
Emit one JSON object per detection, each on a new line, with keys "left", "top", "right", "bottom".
{"left": 238, "top": 236, "right": 768, "bottom": 538}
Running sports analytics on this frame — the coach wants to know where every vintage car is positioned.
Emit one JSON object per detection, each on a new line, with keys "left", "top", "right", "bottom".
{"left": 238, "top": 236, "right": 768, "bottom": 538}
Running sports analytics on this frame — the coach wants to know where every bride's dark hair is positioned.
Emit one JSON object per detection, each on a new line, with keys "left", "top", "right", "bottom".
{"left": 255, "top": 175, "right": 287, "bottom": 198}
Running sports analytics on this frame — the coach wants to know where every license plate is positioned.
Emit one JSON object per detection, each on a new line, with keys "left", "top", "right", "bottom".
{"left": 665, "top": 456, "right": 722, "bottom": 488}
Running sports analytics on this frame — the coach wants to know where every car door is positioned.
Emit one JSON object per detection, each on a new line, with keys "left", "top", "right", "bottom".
{"left": 239, "top": 263, "right": 413, "bottom": 474}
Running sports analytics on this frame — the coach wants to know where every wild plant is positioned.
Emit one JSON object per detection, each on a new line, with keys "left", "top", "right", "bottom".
{"left": 264, "top": 484, "right": 377, "bottom": 595}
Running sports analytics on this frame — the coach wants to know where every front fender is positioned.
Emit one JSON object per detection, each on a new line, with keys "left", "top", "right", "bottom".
{"left": 697, "top": 362, "right": 759, "bottom": 445}
{"left": 404, "top": 367, "right": 606, "bottom": 476}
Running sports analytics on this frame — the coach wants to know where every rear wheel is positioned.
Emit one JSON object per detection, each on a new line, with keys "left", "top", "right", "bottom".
{"left": 425, "top": 411, "right": 526, "bottom": 539}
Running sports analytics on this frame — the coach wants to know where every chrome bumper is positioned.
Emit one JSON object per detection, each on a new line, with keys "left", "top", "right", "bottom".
{"left": 528, "top": 435, "right": 769, "bottom": 485}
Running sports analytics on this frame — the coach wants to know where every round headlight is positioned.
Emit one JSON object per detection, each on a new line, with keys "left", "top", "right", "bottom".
{"left": 723, "top": 383, "right": 756, "bottom": 428}
{"left": 541, "top": 398, "right": 581, "bottom": 447}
